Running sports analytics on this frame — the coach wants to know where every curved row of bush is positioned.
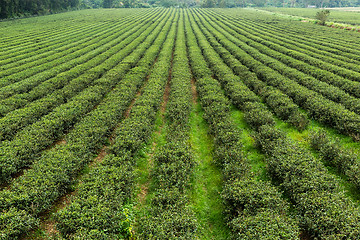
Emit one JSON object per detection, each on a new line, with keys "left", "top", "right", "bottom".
{"left": 194, "top": 10, "right": 360, "bottom": 140}
{"left": 213, "top": 11, "right": 360, "bottom": 70}
{"left": 0, "top": 25, "right": 103, "bottom": 76}
{"left": 200, "top": 11, "right": 360, "bottom": 117}
{"left": 56, "top": 12, "right": 177, "bottom": 240}
{"left": 188, "top": 10, "right": 277, "bottom": 132}
{"left": 193, "top": 10, "right": 309, "bottom": 131}
{"left": 0, "top": 17, "right": 92, "bottom": 46}
{"left": 55, "top": 13, "right": 178, "bottom": 240}
{"left": 189, "top": 9, "right": 360, "bottom": 239}
{"left": 207, "top": 11, "right": 360, "bottom": 98}
{"left": 0, "top": 10, "right": 148, "bottom": 61}
{"left": 214, "top": 9, "right": 360, "bottom": 61}
{"left": 232, "top": 16, "right": 360, "bottom": 71}
{"left": 268, "top": 16, "right": 360, "bottom": 51}
{"left": 256, "top": 125, "right": 360, "bottom": 239}
{"left": 0, "top": 19, "right": 121, "bottom": 77}
{"left": 0, "top": 9, "right": 171, "bottom": 184}
{"left": 0, "top": 18, "right": 134, "bottom": 80}
{"left": 0, "top": 10, "right": 167, "bottom": 141}
{"left": 139, "top": 13, "right": 198, "bottom": 239}
{"left": 0, "top": 22, "right": 91, "bottom": 59}
{"left": 0, "top": 11, "right": 159, "bottom": 118}
{"left": 310, "top": 130, "right": 360, "bottom": 190}
{"left": 185, "top": 10, "right": 299, "bottom": 239}
{"left": 0, "top": 18, "right": 112, "bottom": 63}
{"left": 0, "top": 10, "right": 156, "bottom": 91}
{"left": 0, "top": 9, "right": 175, "bottom": 240}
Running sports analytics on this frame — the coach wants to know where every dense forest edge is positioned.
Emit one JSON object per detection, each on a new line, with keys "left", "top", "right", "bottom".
{"left": 0, "top": 0, "right": 79, "bottom": 19}
{"left": 1, "top": 0, "right": 360, "bottom": 19}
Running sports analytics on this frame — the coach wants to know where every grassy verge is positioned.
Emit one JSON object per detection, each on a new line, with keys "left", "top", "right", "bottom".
{"left": 133, "top": 110, "right": 168, "bottom": 233}
{"left": 189, "top": 102, "right": 230, "bottom": 240}
{"left": 230, "top": 107, "right": 269, "bottom": 182}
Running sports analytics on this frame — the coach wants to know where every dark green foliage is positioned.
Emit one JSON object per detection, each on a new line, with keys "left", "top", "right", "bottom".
{"left": 0, "top": 208, "right": 38, "bottom": 240}
{"left": 55, "top": 164, "right": 135, "bottom": 239}
{"left": 140, "top": 190, "right": 198, "bottom": 239}
{"left": 152, "top": 143, "right": 194, "bottom": 191}
{"left": 0, "top": 0, "right": 79, "bottom": 19}
{"left": 201, "top": 0, "right": 217, "bottom": 7}
{"left": 243, "top": 102, "right": 275, "bottom": 130}
{"left": 229, "top": 210, "right": 300, "bottom": 240}
{"left": 222, "top": 178, "right": 287, "bottom": 215}
{"left": 102, "top": 0, "right": 114, "bottom": 7}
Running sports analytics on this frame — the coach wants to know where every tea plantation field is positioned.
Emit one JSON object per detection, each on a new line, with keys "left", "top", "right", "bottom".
{"left": 1, "top": 7, "right": 360, "bottom": 240}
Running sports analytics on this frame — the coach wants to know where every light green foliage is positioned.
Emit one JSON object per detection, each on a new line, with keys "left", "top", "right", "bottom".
{"left": 190, "top": 103, "right": 230, "bottom": 240}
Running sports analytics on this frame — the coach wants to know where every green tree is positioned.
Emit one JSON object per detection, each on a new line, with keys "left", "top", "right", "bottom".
{"left": 0, "top": 0, "right": 10, "bottom": 18}
{"left": 238, "top": 0, "right": 247, "bottom": 7}
{"left": 159, "top": 0, "right": 176, "bottom": 7}
{"left": 102, "top": 0, "right": 113, "bottom": 7}
{"left": 202, "top": 0, "right": 216, "bottom": 7}
{"left": 252, "top": 0, "right": 266, "bottom": 6}
{"left": 218, "top": 0, "right": 227, "bottom": 7}
{"left": 315, "top": 9, "right": 330, "bottom": 25}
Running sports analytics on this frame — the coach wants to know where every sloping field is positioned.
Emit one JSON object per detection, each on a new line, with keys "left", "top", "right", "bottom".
{"left": 262, "top": 7, "right": 360, "bottom": 25}
{"left": 1, "top": 8, "right": 360, "bottom": 240}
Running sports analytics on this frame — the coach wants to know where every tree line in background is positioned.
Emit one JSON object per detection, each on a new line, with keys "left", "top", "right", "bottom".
{"left": 0, "top": 0, "right": 79, "bottom": 18}
{"left": 0, "top": 0, "right": 359, "bottom": 19}
{"left": 83, "top": 0, "right": 360, "bottom": 7}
